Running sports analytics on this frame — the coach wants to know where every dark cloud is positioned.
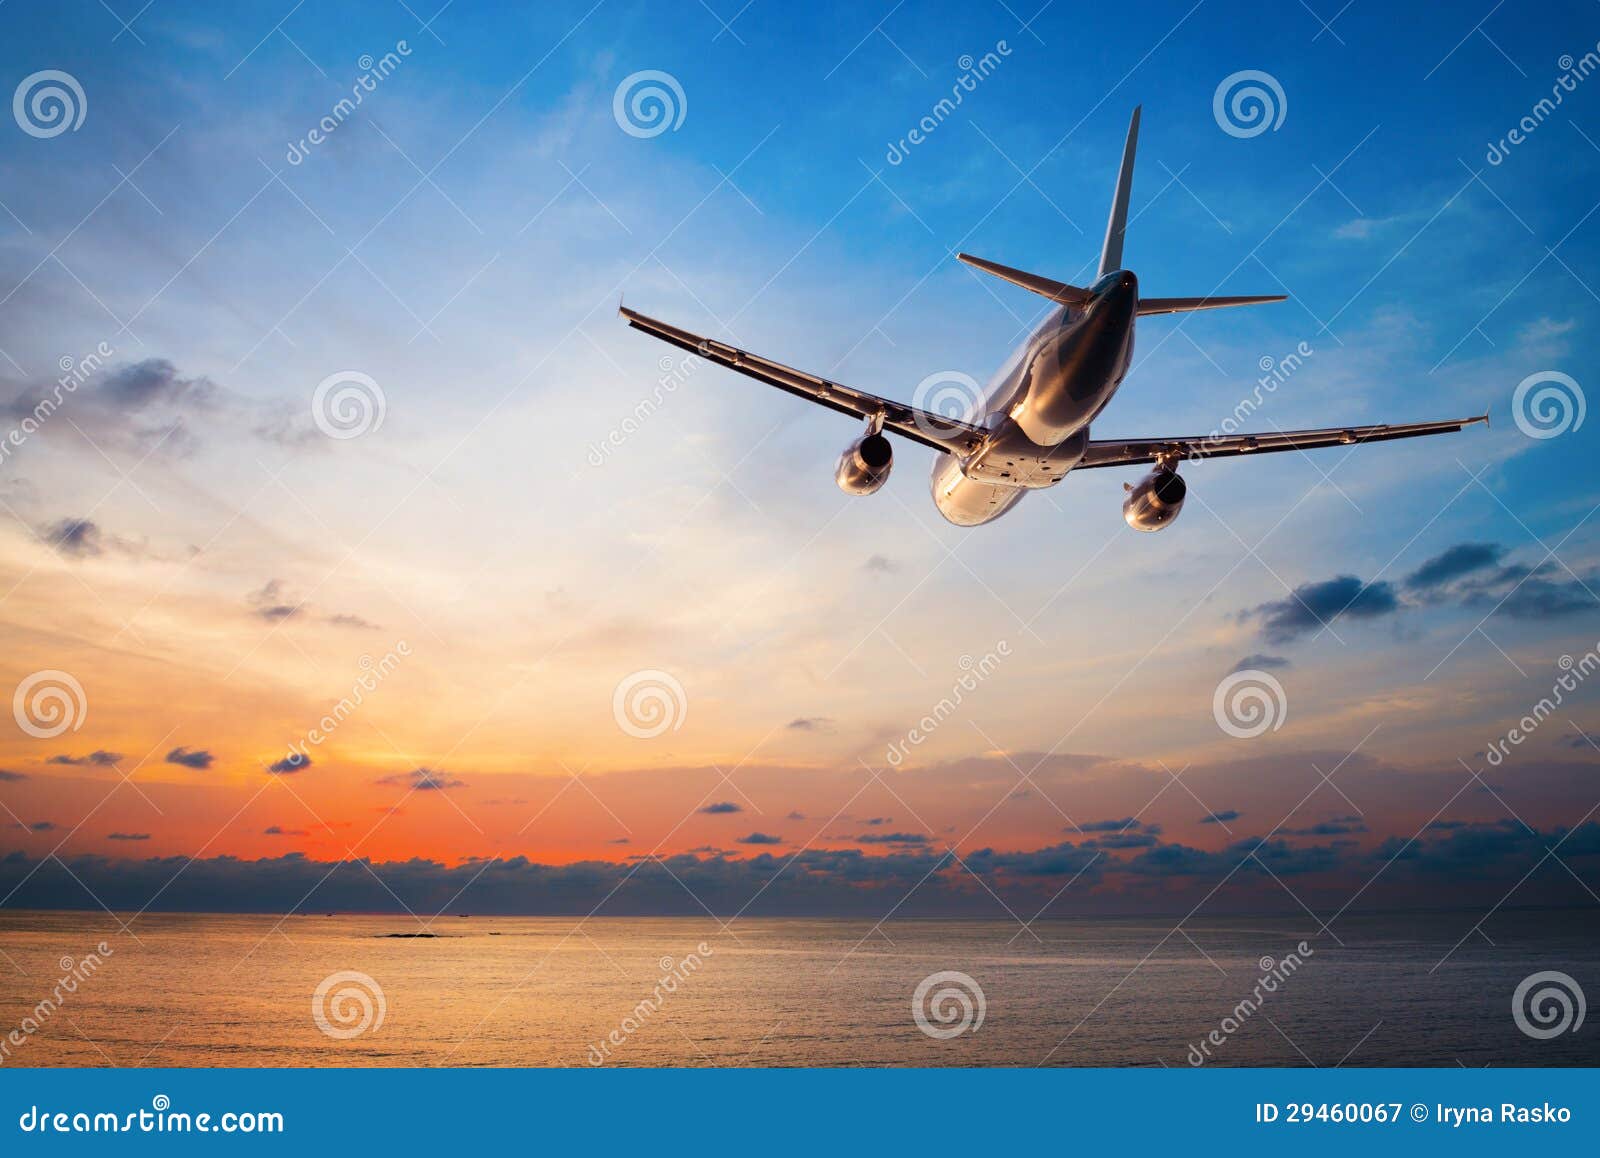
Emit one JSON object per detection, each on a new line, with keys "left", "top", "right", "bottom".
{"left": 0, "top": 769, "right": 27, "bottom": 782}
{"left": 327, "top": 613, "right": 380, "bottom": 630}
{"left": 165, "top": 746, "right": 214, "bottom": 770}
{"left": 856, "top": 832, "right": 930, "bottom": 845}
{"left": 1229, "top": 653, "right": 1291, "bottom": 674}
{"left": 863, "top": 555, "right": 899, "bottom": 574}
{"left": 107, "top": 832, "right": 150, "bottom": 841}
{"left": 267, "top": 753, "right": 312, "bottom": 775}
{"left": 786, "top": 717, "right": 833, "bottom": 732}
{"left": 47, "top": 750, "right": 123, "bottom": 766}
{"left": 1078, "top": 817, "right": 1159, "bottom": 834}
{"left": 377, "top": 767, "right": 465, "bottom": 791}
{"left": 99, "top": 359, "right": 215, "bottom": 411}
{"left": 263, "top": 826, "right": 308, "bottom": 837}
{"left": 1248, "top": 576, "right": 1400, "bottom": 643}
{"left": 27, "top": 821, "right": 55, "bottom": 832}
{"left": 247, "top": 579, "right": 303, "bottom": 622}
{"left": 861, "top": 816, "right": 889, "bottom": 826}
{"left": 39, "top": 518, "right": 139, "bottom": 559}
{"left": 698, "top": 802, "right": 742, "bottom": 814}
{"left": 1282, "top": 815, "right": 1368, "bottom": 836}
{"left": 1200, "top": 809, "right": 1242, "bottom": 824}
{"left": 1405, "top": 542, "right": 1506, "bottom": 590}
{"left": 736, "top": 832, "right": 783, "bottom": 845}
{"left": 785, "top": 811, "right": 806, "bottom": 820}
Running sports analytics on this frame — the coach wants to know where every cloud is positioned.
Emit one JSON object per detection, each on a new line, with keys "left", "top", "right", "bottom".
{"left": 247, "top": 579, "right": 303, "bottom": 622}
{"left": 1405, "top": 543, "right": 1506, "bottom": 591}
{"left": 107, "top": 832, "right": 150, "bottom": 841}
{"left": 267, "top": 753, "right": 312, "bottom": 775}
{"left": 99, "top": 359, "right": 216, "bottom": 411}
{"left": 1282, "top": 815, "right": 1368, "bottom": 836}
{"left": 1200, "top": 809, "right": 1242, "bottom": 824}
{"left": 785, "top": 811, "right": 806, "bottom": 820}
{"left": 377, "top": 767, "right": 466, "bottom": 791}
{"left": 786, "top": 717, "right": 833, "bottom": 732}
{"left": 698, "top": 802, "right": 742, "bottom": 814}
{"left": 38, "top": 518, "right": 142, "bottom": 559}
{"left": 856, "top": 832, "right": 930, "bottom": 845}
{"left": 47, "top": 750, "right": 123, "bottom": 766}
{"left": 1229, "top": 654, "right": 1290, "bottom": 674}
{"left": 165, "top": 746, "right": 215, "bottom": 769}
{"left": 0, "top": 770, "right": 28, "bottom": 782}
{"left": 27, "top": 821, "right": 56, "bottom": 832}
{"left": 736, "top": 832, "right": 783, "bottom": 845}
{"left": 327, "top": 613, "right": 380, "bottom": 630}
{"left": 863, "top": 555, "right": 899, "bottom": 574}
{"left": 1246, "top": 576, "right": 1400, "bottom": 643}
{"left": 1077, "top": 817, "right": 1159, "bottom": 833}
{"left": 263, "top": 825, "right": 308, "bottom": 836}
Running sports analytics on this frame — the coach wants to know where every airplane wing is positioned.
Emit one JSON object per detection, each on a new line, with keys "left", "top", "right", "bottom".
{"left": 1076, "top": 414, "right": 1489, "bottom": 469}
{"left": 619, "top": 306, "right": 989, "bottom": 455}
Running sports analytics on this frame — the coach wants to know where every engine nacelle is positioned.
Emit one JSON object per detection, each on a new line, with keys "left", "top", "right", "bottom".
{"left": 1122, "top": 468, "right": 1186, "bottom": 531}
{"left": 835, "top": 432, "right": 893, "bottom": 495}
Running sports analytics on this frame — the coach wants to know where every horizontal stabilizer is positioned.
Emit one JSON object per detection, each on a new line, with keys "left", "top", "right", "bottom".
{"left": 1137, "top": 294, "right": 1286, "bottom": 316}
{"left": 957, "top": 253, "right": 1093, "bottom": 306}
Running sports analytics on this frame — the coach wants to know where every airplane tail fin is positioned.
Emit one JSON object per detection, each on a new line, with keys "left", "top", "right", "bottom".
{"left": 1098, "top": 106, "right": 1140, "bottom": 278}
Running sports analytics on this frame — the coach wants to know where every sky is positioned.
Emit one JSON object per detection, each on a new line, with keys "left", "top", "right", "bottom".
{"left": 0, "top": 0, "right": 1598, "bottom": 919}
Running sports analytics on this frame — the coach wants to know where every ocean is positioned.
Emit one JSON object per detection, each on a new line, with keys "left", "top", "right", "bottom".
{"left": 0, "top": 909, "right": 1594, "bottom": 1067}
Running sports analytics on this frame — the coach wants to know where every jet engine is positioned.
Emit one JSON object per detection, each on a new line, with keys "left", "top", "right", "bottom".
{"left": 835, "top": 432, "right": 894, "bottom": 495}
{"left": 1121, "top": 468, "right": 1186, "bottom": 531}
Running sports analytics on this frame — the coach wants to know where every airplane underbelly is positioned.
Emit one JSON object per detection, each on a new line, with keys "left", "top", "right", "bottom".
{"left": 930, "top": 454, "right": 1027, "bottom": 526}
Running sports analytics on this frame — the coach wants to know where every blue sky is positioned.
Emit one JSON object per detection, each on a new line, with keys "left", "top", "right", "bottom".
{"left": 1, "top": 0, "right": 1598, "bottom": 915}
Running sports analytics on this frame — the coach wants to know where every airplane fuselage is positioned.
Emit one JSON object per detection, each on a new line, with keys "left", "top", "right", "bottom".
{"left": 931, "top": 270, "right": 1138, "bottom": 526}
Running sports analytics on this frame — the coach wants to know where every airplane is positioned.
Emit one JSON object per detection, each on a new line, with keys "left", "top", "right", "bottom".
{"left": 620, "top": 107, "right": 1486, "bottom": 529}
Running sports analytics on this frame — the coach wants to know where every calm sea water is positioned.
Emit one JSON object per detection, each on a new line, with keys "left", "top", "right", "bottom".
{"left": 0, "top": 909, "right": 1594, "bottom": 1067}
